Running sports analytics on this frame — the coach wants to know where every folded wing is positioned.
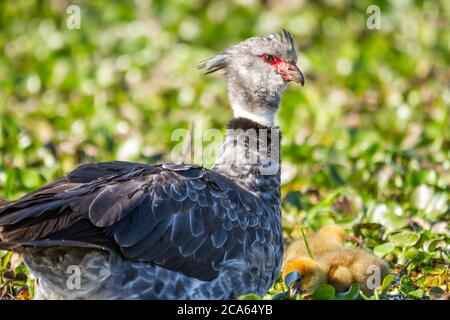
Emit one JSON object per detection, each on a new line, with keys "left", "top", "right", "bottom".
{"left": 0, "top": 161, "right": 269, "bottom": 281}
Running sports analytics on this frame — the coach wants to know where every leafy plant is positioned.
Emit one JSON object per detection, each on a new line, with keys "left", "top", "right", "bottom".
{"left": 1, "top": 0, "right": 449, "bottom": 300}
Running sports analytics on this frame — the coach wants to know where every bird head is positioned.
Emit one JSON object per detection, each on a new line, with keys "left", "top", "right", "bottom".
{"left": 199, "top": 30, "right": 304, "bottom": 127}
{"left": 283, "top": 257, "right": 327, "bottom": 296}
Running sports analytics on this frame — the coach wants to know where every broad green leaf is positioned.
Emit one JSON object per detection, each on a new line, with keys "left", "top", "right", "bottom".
{"left": 399, "top": 276, "right": 416, "bottom": 295}
{"left": 374, "top": 242, "right": 395, "bottom": 257}
{"left": 14, "top": 264, "right": 28, "bottom": 275}
{"left": 389, "top": 231, "right": 421, "bottom": 247}
{"left": 313, "top": 284, "right": 335, "bottom": 300}
{"left": 380, "top": 274, "right": 396, "bottom": 292}
{"left": 335, "top": 283, "right": 360, "bottom": 300}
{"left": 404, "top": 247, "right": 426, "bottom": 262}
{"left": 367, "top": 204, "right": 408, "bottom": 231}
{"left": 0, "top": 250, "right": 8, "bottom": 258}
{"left": 407, "top": 289, "right": 424, "bottom": 299}
{"left": 2, "top": 251, "right": 12, "bottom": 268}
{"left": 423, "top": 238, "right": 444, "bottom": 253}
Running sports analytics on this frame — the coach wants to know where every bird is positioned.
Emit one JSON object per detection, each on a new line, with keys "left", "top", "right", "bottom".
{"left": 0, "top": 30, "right": 304, "bottom": 300}
{"left": 282, "top": 226, "right": 390, "bottom": 297}
{"left": 282, "top": 225, "right": 346, "bottom": 294}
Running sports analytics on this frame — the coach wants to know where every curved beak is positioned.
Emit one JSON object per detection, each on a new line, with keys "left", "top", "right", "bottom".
{"left": 277, "top": 62, "right": 305, "bottom": 86}
{"left": 286, "top": 63, "right": 305, "bottom": 86}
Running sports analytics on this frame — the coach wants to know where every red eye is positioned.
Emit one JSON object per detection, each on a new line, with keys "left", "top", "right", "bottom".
{"left": 262, "top": 54, "right": 277, "bottom": 64}
{"left": 264, "top": 54, "right": 275, "bottom": 63}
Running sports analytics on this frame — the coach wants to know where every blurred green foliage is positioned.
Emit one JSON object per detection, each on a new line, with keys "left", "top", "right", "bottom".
{"left": 0, "top": 0, "right": 448, "bottom": 300}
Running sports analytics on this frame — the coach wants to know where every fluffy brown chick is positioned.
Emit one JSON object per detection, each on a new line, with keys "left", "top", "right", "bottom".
{"left": 283, "top": 225, "right": 390, "bottom": 297}
{"left": 282, "top": 225, "right": 345, "bottom": 294}
{"left": 318, "top": 248, "right": 390, "bottom": 296}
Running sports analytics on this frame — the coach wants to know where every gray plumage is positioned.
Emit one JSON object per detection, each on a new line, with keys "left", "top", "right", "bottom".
{"left": 0, "top": 30, "right": 304, "bottom": 300}
{"left": 199, "top": 29, "right": 303, "bottom": 127}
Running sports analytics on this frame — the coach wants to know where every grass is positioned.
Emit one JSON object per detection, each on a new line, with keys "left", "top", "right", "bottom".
{"left": 0, "top": 0, "right": 449, "bottom": 300}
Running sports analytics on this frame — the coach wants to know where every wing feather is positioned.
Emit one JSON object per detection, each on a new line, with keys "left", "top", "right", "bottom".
{"left": 0, "top": 161, "right": 269, "bottom": 281}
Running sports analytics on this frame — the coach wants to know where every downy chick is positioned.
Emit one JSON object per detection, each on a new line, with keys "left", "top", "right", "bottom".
{"left": 282, "top": 225, "right": 346, "bottom": 294}
{"left": 282, "top": 225, "right": 390, "bottom": 296}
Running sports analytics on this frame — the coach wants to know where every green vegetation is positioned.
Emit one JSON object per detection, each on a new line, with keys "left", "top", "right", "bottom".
{"left": 0, "top": 0, "right": 448, "bottom": 300}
